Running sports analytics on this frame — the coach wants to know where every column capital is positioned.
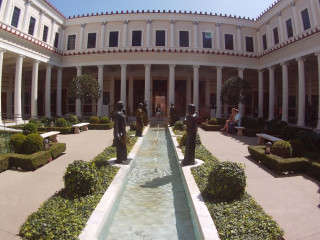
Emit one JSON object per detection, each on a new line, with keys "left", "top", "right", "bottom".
{"left": 120, "top": 64, "right": 127, "bottom": 68}
{"left": 280, "top": 61, "right": 290, "bottom": 66}
{"left": 290, "top": 1, "right": 295, "bottom": 7}
{"left": 57, "top": 67, "right": 63, "bottom": 71}
{"left": 0, "top": 49, "right": 6, "bottom": 53}
{"left": 18, "top": 54, "right": 25, "bottom": 59}
{"left": 257, "top": 69, "right": 264, "bottom": 73}
{"left": 124, "top": 20, "right": 129, "bottom": 24}
{"left": 146, "top": 20, "right": 152, "bottom": 24}
{"left": 144, "top": 64, "right": 151, "bottom": 68}
{"left": 34, "top": 60, "right": 41, "bottom": 64}
{"left": 277, "top": 12, "right": 281, "bottom": 17}
{"left": 51, "top": 18, "right": 56, "bottom": 24}
{"left": 170, "top": 20, "right": 176, "bottom": 24}
{"left": 236, "top": 25, "right": 242, "bottom": 29}
{"left": 238, "top": 67, "right": 245, "bottom": 71}
{"left": 215, "top": 23, "right": 221, "bottom": 27}
{"left": 315, "top": 51, "right": 320, "bottom": 56}
{"left": 46, "top": 64, "right": 53, "bottom": 69}
{"left": 101, "top": 21, "right": 107, "bottom": 26}
{"left": 81, "top": 23, "right": 86, "bottom": 28}
{"left": 193, "top": 21, "right": 198, "bottom": 25}
{"left": 266, "top": 20, "right": 270, "bottom": 25}
{"left": 296, "top": 57, "right": 306, "bottom": 62}
{"left": 97, "top": 65, "right": 104, "bottom": 69}
{"left": 256, "top": 28, "right": 260, "bottom": 32}
{"left": 62, "top": 25, "right": 66, "bottom": 30}
{"left": 39, "top": 10, "right": 45, "bottom": 15}
{"left": 193, "top": 65, "right": 200, "bottom": 69}
{"left": 169, "top": 64, "right": 176, "bottom": 68}
{"left": 216, "top": 66, "right": 223, "bottom": 70}
{"left": 75, "top": 66, "right": 82, "bottom": 70}
{"left": 25, "top": 0, "right": 32, "bottom": 5}
{"left": 268, "top": 66, "right": 276, "bottom": 70}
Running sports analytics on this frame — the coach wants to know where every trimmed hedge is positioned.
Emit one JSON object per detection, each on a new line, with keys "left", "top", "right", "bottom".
{"left": 49, "top": 143, "right": 66, "bottom": 160}
{"left": 37, "top": 127, "right": 73, "bottom": 134}
{"left": 0, "top": 154, "right": 10, "bottom": 173}
{"left": 305, "top": 162, "right": 320, "bottom": 181}
{"left": 87, "top": 123, "right": 113, "bottom": 130}
{"left": 9, "top": 151, "right": 50, "bottom": 171}
{"left": 201, "top": 123, "right": 223, "bottom": 131}
{"left": 243, "top": 128, "right": 265, "bottom": 137}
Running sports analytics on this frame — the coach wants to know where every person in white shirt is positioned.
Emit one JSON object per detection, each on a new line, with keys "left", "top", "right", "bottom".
{"left": 228, "top": 109, "right": 241, "bottom": 134}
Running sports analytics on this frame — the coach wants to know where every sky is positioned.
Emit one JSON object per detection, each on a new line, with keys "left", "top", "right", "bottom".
{"left": 48, "top": 0, "right": 278, "bottom": 20}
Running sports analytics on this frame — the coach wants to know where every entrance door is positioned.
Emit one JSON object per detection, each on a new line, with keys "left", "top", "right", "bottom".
{"left": 133, "top": 80, "right": 145, "bottom": 113}
{"left": 175, "top": 80, "right": 186, "bottom": 117}
{"left": 153, "top": 80, "right": 167, "bottom": 116}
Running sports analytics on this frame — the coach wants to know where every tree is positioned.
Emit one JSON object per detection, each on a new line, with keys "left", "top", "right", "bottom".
{"left": 68, "top": 74, "right": 102, "bottom": 118}
{"left": 220, "top": 77, "right": 252, "bottom": 107}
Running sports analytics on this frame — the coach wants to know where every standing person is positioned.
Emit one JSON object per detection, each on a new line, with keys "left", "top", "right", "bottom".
{"left": 228, "top": 109, "right": 241, "bottom": 134}
{"left": 182, "top": 104, "right": 198, "bottom": 166}
{"left": 113, "top": 101, "right": 127, "bottom": 163}
{"left": 135, "top": 103, "right": 145, "bottom": 137}
{"left": 221, "top": 108, "right": 236, "bottom": 132}
{"left": 169, "top": 103, "right": 176, "bottom": 126}
{"left": 155, "top": 104, "right": 161, "bottom": 120}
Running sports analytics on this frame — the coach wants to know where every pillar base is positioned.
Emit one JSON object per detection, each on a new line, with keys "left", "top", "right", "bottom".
{"left": 296, "top": 122, "right": 305, "bottom": 127}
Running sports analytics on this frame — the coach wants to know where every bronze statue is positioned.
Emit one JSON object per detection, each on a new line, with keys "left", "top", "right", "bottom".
{"left": 182, "top": 104, "right": 198, "bottom": 166}
{"left": 143, "top": 100, "right": 149, "bottom": 125}
{"left": 113, "top": 101, "right": 127, "bottom": 163}
{"left": 169, "top": 103, "right": 175, "bottom": 126}
{"left": 135, "top": 103, "right": 146, "bottom": 137}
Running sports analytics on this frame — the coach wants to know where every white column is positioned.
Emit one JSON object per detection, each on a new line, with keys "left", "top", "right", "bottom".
{"left": 256, "top": 29, "right": 261, "bottom": 53}
{"left": 128, "top": 76, "right": 133, "bottom": 115}
{"left": 187, "top": 76, "right": 192, "bottom": 109}
{"left": 193, "top": 21, "right": 198, "bottom": 48}
{"left": 216, "top": 66, "right": 223, "bottom": 118}
{"left": 277, "top": 13, "right": 285, "bottom": 43}
{"left": 238, "top": 68, "right": 245, "bottom": 116}
{"left": 3, "top": 0, "right": 12, "bottom": 24}
{"left": 45, "top": 65, "right": 52, "bottom": 118}
{"left": 31, "top": 60, "right": 40, "bottom": 119}
{"left": 316, "top": 52, "right": 320, "bottom": 130}
{"left": 100, "top": 22, "right": 106, "bottom": 48}
{"left": 258, "top": 69, "right": 264, "bottom": 118}
{"left": 309, "top": 0, "right": 320, "bottom": 27}
{"left": 281, "top": 62, "right": 289, "bottom": 122}
{"left": 56, "top": 68, "right": 62, "bottom": 117}
{"left": 291, "top": 2, "right": 301, "bottom": 35}
{"left": 37, "top": 10, "right": 45, "bottom": 38}
{"left": 76, "top": 66, "right": 82, "bottom": 117}
{"left": 123, "top": 20, "right": 128, "bottom": 47}
{"left": 0, "top": 50, "right": 5, "bottom": 123}
{"left": 79, "top": 24, "right": 86, "bottom": 50}
{"left": 120, "top": 64, "right": 127, "bottom": 105}
{"left": 50, "top": 19, "right": 56, "bottom": 45}
{"left": 145, "top": 64, "right": 151, "bottom": 117}
{"left": 146, "top": 20, "right": 152, "bottom": 47}
{"left": 170, "top": 20, "right": 175, "bottom": 47}
{"left": 266, "top": 21, "right": 272, "bottom": 47}
{"left": 168, "top": 64, "right": 175, "bottom": 111}
{"left": 14, "top": 55, "right": 24, "bottom": 122}
{"left": 215, "top": 23, "right": 221, "bottom": 50}
{"left": 236, "top": 25, "right": 242, "bottom": 51}
{"left": 268, "top": 66, "right": 275, "bottom": 120}
{"left": 297, "top": 57, "right": 306, "bottom": 126}
{"left": 60, "top": 26, "right": 66, "bottom": 51}
{"left": 22, "top": 0, "right": 32, "bottom": 32}
{"left": 193, "top": 65, "right": 200, "bottom": 112}
{"left": 97, "top": 65, "right": 103, "bottom": 117}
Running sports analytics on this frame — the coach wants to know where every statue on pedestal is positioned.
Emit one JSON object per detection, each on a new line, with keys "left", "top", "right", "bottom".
{"left": 135, "top": 103, "right": 146, "bottom": 137}
{"left": 182, "top": 104, "right": 198, "bottom": 166}
{"left": 169, "top": 103, "right": 175, "bottom": 126}
{"left": 113, "top": 101, "right": 127, "bottom": 163}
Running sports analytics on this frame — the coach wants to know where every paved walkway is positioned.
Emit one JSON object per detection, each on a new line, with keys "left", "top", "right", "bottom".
{"left": 198, "top": 128, "right": 320, "bottom": 240}
{"left": 0, "top": 130, "right": 113, "bottom": 240}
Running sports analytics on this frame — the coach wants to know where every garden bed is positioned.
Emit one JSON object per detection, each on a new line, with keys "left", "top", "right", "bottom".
{"left": 88, "top": 123, "right": 113, "bottom": 130}
{"left": 201, "top": 123, "right": 223, "bottom": 131}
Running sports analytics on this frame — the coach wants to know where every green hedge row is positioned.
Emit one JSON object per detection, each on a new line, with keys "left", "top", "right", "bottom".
{"left": 19, "top": 130, "right": 138, "bottom": 240}
{"left": 201, "top": 123, "right": 223, "bottom": 131}
{"left": 243, "top": 128, "right": 265, "bottom": 137}
{"left": 49, "top": 143, "right": 67, "bottom": 160}
{"left": 248, "top": 145, "right": 320, "bottom": 181}
{"left": 0, "top": 154, "right": 10, "bottom": 173}
{"left": 88, "top": 123, "right": 114, "bottom": 130}
{"left": 38, "top": 127, "right": 73, "bottom": 134}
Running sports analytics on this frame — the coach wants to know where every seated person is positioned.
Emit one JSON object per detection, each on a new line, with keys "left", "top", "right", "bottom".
{"left": 221, "top": 108, "right": 236, "bottom": 132}
{"left": 228, "top": 109, "right": 241, "bottom": 134}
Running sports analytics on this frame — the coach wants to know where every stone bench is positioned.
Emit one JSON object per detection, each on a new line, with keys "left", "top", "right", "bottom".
{"left": 256, "top": 133, "right": 283, "bottom": 145}
{"left": 235, "top": 126, "right": 245, "bottom": 136}
{"left": 40, "top": 131, "right": 60, "bottom": 142}
{"left": 73, "top": 123, "right": 90, "bottom": 134}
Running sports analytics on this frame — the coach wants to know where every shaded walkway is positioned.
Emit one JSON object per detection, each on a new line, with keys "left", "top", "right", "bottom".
{"left": 198, "top": 128, "right": 320, "bottom": 240}
{"left": 0, "top": 130, "right": 113, "bottom": 240}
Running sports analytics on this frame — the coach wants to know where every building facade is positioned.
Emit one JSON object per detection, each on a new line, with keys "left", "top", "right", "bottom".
{"left": 0, "top": 0, "right": 320, "bottom": 129}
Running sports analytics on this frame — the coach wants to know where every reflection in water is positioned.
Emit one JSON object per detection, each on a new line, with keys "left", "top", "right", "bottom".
{"left": 105, "top": 125, "right": 196, "bottom": 240}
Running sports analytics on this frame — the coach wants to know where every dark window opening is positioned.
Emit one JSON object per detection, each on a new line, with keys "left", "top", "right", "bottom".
{"left": 156, "top": 30, "right": 165, "bottom": 46}
{"left": 42, "top": 25, "right": 49, "bottom": 42}
{"left": 132, "top": 30, "right": 142, "bottom": 46}
{"left": 67, "top": 35, "right": 76, "bottom": 50}
{"left": 179, "top": 31, "right": 189, "bottom": 47}
{"left": 286, "top": 19, "right": 294, "bottom": 38}
{"left": 87, "top": 33, "right": 97, "bottom": 48}
{"left": 54, "top": 32, "right": 59, "bottom": 48}
{"left": 109, "top": 31, "right": 118, "bottom": 47}
{"left": 202, "top": 32, "right": 212, "bottom": 48}
{"left": 301, "top": 9, "right": 311, "bottom": 31}
{"left": 262, "top": 34, "right": 267, "bottom": 50}
{"left": 225, "top": 34, "right": 234, "bottom": 50}
{"left": 11, "top": 7, "right": 21, "bottom": 28}
{"left": 28, "top": 17, "right": 36, "bottom": 35}
{"left": 245, "top": 36, "right": 254, "bottom": 52}
{"left": 273, "top": 27, "right": 279, "bottom": 45}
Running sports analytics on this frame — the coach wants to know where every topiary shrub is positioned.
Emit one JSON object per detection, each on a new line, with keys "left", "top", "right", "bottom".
{"left": 100, "top": 117, "right": 110, "bottom": 124}
{"left": 179, "top": 132, "right": 201, "bottom": 147}
{"left": 89, "top": 116, "right": 100, "bottom": 124}
{"left": 204, "top": 161, "right": 246, "bottom": 201}
{"left": 279, "top": 121, "right": 288, "bottom": 129}
{"left": 281, "top": 126, "right": 296, "bottom": 141}
{"left": 271, "top": 140, "right": 292, "bottom": 158}
{"left": 63, "top": 160, "right": 100, "bottom": 197}
{"left": 241, "top": 116, "right": 258, "bottom": 129}
{"left": 130, "top": 121, "right": 136, "bottom": 131}
{"left": 173, "top": 120, "right": 185, "bottom": 131}
{"left": 257, "top": 117, "right": 265, "bottom": 129}
{"left": 267, "top": 119, "right": 279, "bottom": 130}
{"left": 23, "top": 123, "right": 37, "bottom": 135}
{"left": 208, "top": 118, "right": 218, "bottom": 125}
{"left": 22, "top": 133, "right": 44, "bottom": 155}
{"left": 295, "top": 130, "right": 320, "bottom": 152}
{"left": 289, "top": 139, "right": 304, "bottom": 157}
{"left": 9, "top": 134, "right": 27, "bottom": 153}
{"left": 68, "top": 115, "right": 78, "bottom": 125}
{"left": 56, "top": 118, "right": 68, "bottom": 127}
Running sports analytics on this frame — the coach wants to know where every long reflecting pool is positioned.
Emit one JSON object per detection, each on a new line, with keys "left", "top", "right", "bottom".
{"left": 100, "top": 125, "right": 198, "bottom": 240}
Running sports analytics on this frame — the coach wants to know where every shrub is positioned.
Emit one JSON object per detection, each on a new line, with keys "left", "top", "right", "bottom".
{"left": 295, "top": 131, "right": 320, "bottom": 152}
{"left": 23, "top": 123, "right": 37, "bottom": 135}
{"left": 9, "top": 134, "right": 26, "bottom": 153}
{"left": 89, "top": 116, "right": 100, "bottom": 124}
{"left": 271, "top": 140, "right": 292, "bottom": 158}
{"left": 22, "top": 133, "right": 43, "bottom": 155}
{"left": 241, "top": 116, "right": 258, "bottom": 129}
{"left": 257, "top": 117, "right": 265, "bottom": 129}
{"left": 281, "top": 126, "right": 296, "bottom": 141}
{"left": 279, "top": 121, "right": 288, "bottom": 129}
{"left": 204, "top": 161, "right": 246, "bottom": 201}
{"left": 266, "top": 119, "right": 279, "bottom": 130}
{"left": 208, "top": 118, "right": 218, "bottom": 125}
{"left": 0, "top": 154, "right": 10, "bottom": 173}
{"left": 173, "top": 120, "right": 185, "bottom": 131}
{"left": 88, "top": 123, "right": 113, "bottom": 130}
{"left": 68, "top": 115, "right": 78, "bottom": 125}
{"left": 289, "top": 139, "right": 304, "bottom": 157}
{"left": 100, "top": 117, "right": 110, "bottom": 124}
{"left": 130, "top": 121, "right": 136, "bottom": 131}
{"left": 179, "top": 132, "right": 201, "bottom": 147}
{"left": 40, "top": 117, "right": 53, "bottom": 127}
{"left": 201, "top": 123, "right": 222, "bottom": 131}
{"left": 9, "top": 151, "right": 50, "bottom": 171}
{"left": 28, "top": 119, "right": 38, "bottom": 126}
{"left": 56, "top": 118, "right": 68, "bottom": 127}
{"left": 49, "top": 143, "right": 66, "bottom": 160}
{"left": 63, "top": 160, "right": 100, "bottom": 197}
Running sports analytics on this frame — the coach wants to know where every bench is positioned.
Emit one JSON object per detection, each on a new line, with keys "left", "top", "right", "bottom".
{"left": 40, "top": 131, "right": 60, "bottom": 142}
{"left": 73, "top": 123, "right": 90, "bottom": 134}
{"left": 256, "top": 133, "right": 283, "bottom": 145}
{"left": 235, "top": 126, "right": 245, "bottom": 136}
